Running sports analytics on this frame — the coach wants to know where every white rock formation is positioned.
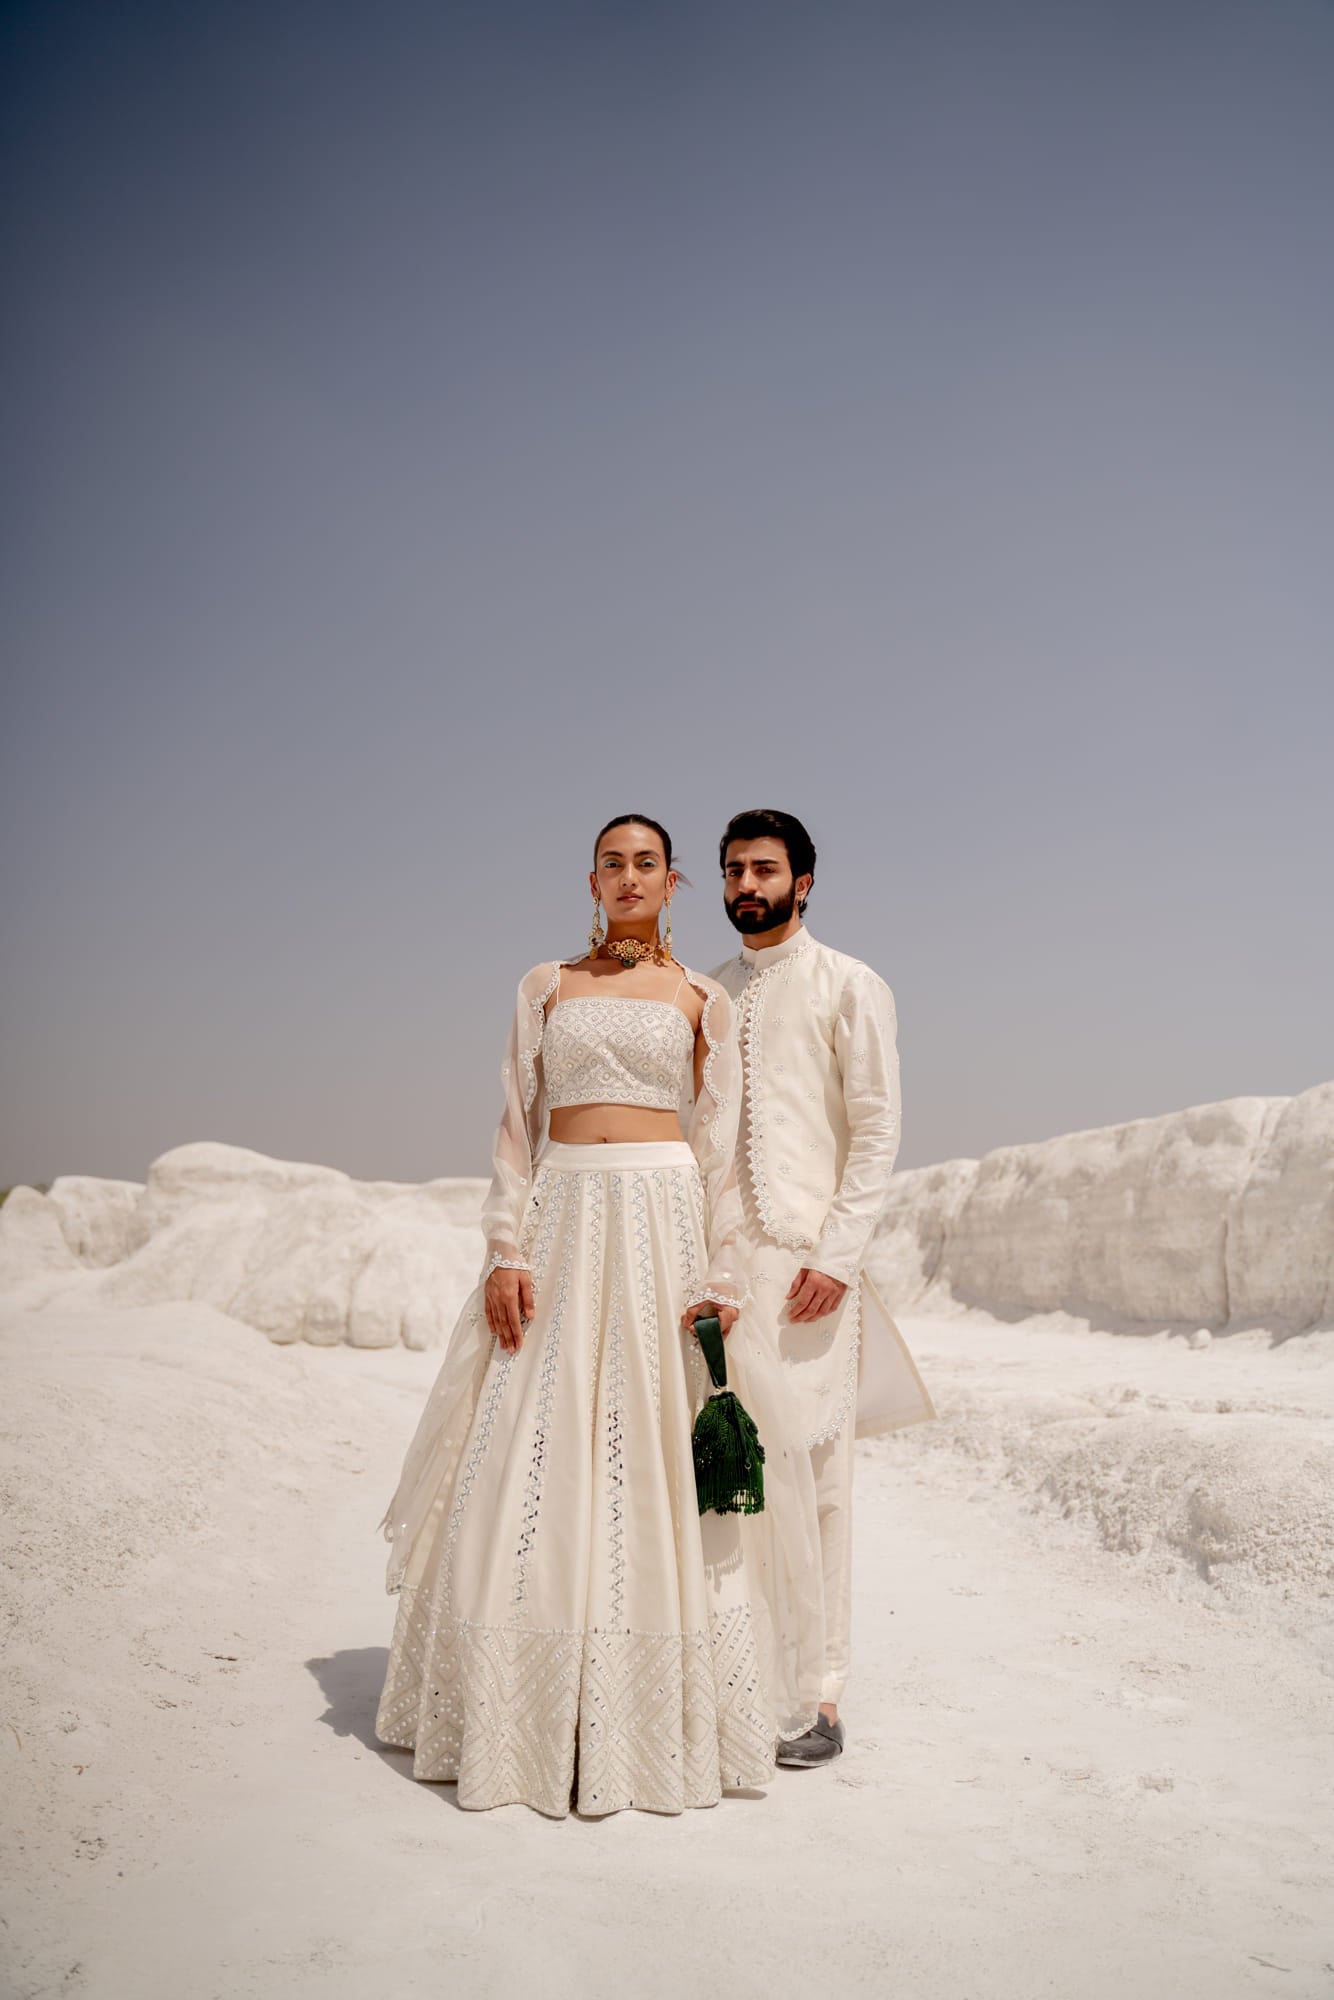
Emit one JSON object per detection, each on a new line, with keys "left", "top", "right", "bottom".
{"left": 0, "top": 1143, "right": 488, "bottom": 1349}
{"left": 867, "top": 1081, "right": 1334, "bottom": 1331}
{"left": 3, "top": 1081, "right": 1330, "bottom": 1346}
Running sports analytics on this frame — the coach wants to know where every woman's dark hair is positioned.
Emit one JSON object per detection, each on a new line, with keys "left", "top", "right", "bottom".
{"left": 718, "top": 809, "right": 817, "bottom": 912}
{"left": 594, "top": 813, "right": 673, "bottom": 871}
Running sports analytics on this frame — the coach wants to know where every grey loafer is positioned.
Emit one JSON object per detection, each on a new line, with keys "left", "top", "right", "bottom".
{"left": 776, "top": 1715, "right": 845, "bottom": 1767}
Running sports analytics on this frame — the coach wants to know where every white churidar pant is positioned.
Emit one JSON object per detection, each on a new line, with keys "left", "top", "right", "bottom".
{"left": 742, "top": 1234, "right": 861, "bottom": 1707}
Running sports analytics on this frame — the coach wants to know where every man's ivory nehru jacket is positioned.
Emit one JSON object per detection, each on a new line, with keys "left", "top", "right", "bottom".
{"left": 712, "top": 928, "right": 934, "bottom": 1442}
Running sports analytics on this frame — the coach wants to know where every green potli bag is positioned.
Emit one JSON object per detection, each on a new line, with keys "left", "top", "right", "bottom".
{"left": 691, "top": 1314, "right": 765, "bottom": 1516}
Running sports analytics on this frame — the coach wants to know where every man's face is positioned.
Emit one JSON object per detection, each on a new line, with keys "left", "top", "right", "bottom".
{"left": 723, "top": 837, "right": 810, "bottom": 934}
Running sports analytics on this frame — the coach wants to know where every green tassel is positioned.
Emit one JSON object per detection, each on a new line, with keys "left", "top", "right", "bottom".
{"left": 691, "top": 1315, "right": 766, "bottom": 1516}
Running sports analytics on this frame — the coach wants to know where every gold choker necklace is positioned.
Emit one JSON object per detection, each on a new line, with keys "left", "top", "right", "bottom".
{"left": 599, "top": 935, "right": 670, "bottom": 968}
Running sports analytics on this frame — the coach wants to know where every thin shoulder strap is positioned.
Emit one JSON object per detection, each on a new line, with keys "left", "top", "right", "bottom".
{"left": 671, "top": 970, "right": 688, "bottom": 1005}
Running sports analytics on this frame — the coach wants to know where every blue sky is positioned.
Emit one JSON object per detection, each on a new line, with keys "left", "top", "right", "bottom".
{"left": 3, "top": 0, "right": 1331, "bottom": 1185}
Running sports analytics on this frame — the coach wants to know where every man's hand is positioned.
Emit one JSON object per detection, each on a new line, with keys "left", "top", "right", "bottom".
{"left": 682, "top": 1299, "right": 740, "bottom": 1338}
{"left": 485, "top": 1266, "right": 534, "bottom": 1353}
{"left": 785, "top": 1267, "right": 848, "bottom": 1324}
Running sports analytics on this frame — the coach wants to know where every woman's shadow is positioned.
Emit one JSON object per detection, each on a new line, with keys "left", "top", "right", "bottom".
{"left": 307, "top": 1646, "right": 390, "bottom": 1750}
{"left": 307, "top": 1646, "right": 458, "bottom": 1787}
{"left": 306, "top": 1646, "right": 472, "bottom": 1803}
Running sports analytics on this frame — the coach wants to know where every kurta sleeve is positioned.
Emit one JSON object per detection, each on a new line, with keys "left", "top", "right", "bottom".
{"left": 478, "top": 962, "right": 559, "bottom": 1270}
{"left": 809, "top": 967, "right": 902, "bottom": 1286}
{"left": 681, "top": 974, "right": 751, "bottom": 1313}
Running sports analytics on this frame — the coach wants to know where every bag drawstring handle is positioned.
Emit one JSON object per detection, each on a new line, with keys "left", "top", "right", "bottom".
{"left": 694, "top": 1312, "right": 728, "bottom": 1392}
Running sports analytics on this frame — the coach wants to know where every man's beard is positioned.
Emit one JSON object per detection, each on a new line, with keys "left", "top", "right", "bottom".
{"left": 726, "top": 885, "right": 799, "bottom": 935}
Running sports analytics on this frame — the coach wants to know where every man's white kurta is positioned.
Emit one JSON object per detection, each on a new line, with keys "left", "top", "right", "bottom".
{"left": 711, "top": 928, "right": 934, "bottom": 1442}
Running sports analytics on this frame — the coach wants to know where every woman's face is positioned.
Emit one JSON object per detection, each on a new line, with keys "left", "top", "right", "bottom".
{"left": 590, "top": 823, "right": 676, "bottom": 925}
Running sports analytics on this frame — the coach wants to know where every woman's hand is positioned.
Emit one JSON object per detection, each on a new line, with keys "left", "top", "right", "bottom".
{"left": 682, "top": 1299, "right": 739, "bottom": 1338}
{"left": 485, "top": 1266, "right": 534, "bottom": 1353}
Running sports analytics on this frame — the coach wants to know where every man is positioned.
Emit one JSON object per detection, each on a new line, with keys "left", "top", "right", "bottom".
{"left": 712, "top": 808, "right": 934, "bottom": 1766}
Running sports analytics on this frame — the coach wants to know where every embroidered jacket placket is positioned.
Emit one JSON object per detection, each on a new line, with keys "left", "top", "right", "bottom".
{"left": 735, "top": 946, "right": 815, "bottom": 1252}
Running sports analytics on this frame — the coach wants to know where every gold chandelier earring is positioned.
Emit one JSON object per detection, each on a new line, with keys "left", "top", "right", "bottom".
{"left": 664, "top": 899, "right": 673, "bottom": 959}
{"left": 588, "top": 893, "right": 605, "bottom": 957}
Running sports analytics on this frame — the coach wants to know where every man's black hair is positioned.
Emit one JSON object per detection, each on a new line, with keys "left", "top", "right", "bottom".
{"left": 718, "top": 809, "right": 817, "bottom": 914}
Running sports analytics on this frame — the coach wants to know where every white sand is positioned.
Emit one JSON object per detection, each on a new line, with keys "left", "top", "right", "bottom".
{"left": 4, "top": 1297, "right": 1332, "bottom": 2000}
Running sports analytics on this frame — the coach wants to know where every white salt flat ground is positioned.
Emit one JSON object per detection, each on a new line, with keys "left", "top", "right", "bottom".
{"left": 3, "top": 1301, "right": 1332, "bottom": 2000}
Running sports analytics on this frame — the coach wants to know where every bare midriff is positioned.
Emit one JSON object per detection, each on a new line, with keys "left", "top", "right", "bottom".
{"left": 547, "top": 1104, "right": 686, "bottom": 1145}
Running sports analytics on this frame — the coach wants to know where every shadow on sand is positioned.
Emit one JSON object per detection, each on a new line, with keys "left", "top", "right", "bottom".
{"left": 305, "top": 1647, "right": 468, "bottom": 1808}
{"left": 306, "top": 1646, "right": 389, "bottom": 1750}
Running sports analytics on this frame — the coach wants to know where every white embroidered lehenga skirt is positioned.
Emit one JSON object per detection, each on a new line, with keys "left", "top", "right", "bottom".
{"left": 375, "top": 1141, "right": 776, "bottom": 1817}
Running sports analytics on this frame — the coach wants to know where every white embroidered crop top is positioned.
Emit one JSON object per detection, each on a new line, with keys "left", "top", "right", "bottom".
{"left": 543, "top": 996, "right": 695, "bottom": 1111}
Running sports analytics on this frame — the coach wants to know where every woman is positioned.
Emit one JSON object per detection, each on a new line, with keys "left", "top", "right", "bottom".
{"left": 376, "top": 814, "right": 822, "bottom": 1817}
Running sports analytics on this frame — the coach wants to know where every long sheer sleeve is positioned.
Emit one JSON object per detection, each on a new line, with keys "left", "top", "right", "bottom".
{"left": 379, "top": 962, "right": 557, "bottom": 1594}
{"left": 478, "top": 962, "right": 560, "bottom": 1270}
{"left": 681, "top": 973, "right": 751, "bottom": 1313}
